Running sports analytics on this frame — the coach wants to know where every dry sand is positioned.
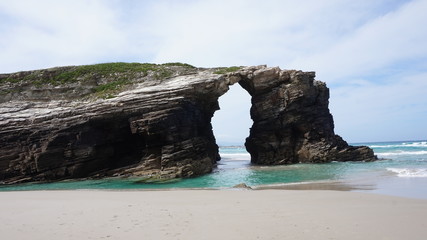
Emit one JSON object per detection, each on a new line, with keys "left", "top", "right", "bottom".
{"left": 1, "top": 190, "right": 426, "bottom": 240}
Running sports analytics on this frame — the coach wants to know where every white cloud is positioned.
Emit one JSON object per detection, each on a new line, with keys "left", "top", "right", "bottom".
{"left": 289, "top": 0, "right": 427, "bottom": 82}
{"left": 145, "top": 0, "right": 406, "bottom": 68}
{"left": 1, "top": 0, "right": 414, "bottom": 71}
{"left": 0, "top": 0, "right": 126, "bottom": 72}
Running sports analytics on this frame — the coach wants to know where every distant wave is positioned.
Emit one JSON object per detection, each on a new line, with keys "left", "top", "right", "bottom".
{"left": 402, "top": 141, "right": 427, "bottom": 146}
{"left": 387, "top": 168, "right": 427, "bottom": 177}
{"left": 220, "top": 153, "right": 251, "bottom": 160}
{"left": 369, "top": 142, "right": 427, "bottom": 148}
{"left": 219, "top": 146, "right": 246, "bottom": 149}
{"left": 376, "top": 151, "right": 427, "bottom": 156}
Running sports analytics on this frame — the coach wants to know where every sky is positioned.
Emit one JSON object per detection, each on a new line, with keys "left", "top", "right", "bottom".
{"left": 0, "top": 0, "right": 426, "bottom": 144}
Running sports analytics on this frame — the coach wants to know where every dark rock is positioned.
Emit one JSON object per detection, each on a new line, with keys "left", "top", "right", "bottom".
{"left": 236, "top": 67, "right": 377, "bottom": 164}
{"left": 0, "top": 64, "right": 377, "bottom": 184}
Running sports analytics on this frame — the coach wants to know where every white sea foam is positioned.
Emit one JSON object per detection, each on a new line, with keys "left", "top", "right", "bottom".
{"left": 369, "top": 144, "right": 404, "bottom": 148}
{"left": 369, "top": 142, "right": 427, "bottom": 148}
{"left": 377, "top": 150, "right": 427, "bottom": 156}
{"left": 387, "top": 168, "right": 427, "bottom": 177}
{"left": 403, "top": 141, "right": 427, "bottom": 146}
{"left": 220, "top": 153, "right": 251, "bottom": 161}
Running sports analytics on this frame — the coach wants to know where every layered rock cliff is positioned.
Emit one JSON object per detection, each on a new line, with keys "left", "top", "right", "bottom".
{"left": 236, "top": 67, "right": 376, "bottom": 164}
{"left": 0, "top": 63, "right": 376, "bottom": 184}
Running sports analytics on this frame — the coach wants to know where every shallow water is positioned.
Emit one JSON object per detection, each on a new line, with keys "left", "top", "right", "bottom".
{"left": 1, "top": 141, "right": 427, "bottom": 199}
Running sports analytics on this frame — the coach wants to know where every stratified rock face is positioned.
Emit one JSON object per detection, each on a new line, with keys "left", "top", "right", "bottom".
{"left": 0, "top": 63, "right": 376, "bottom": 184}
{"left": 0, "top": 64, "right": 239, "bottom": 184}
{"left": 236, "top": 66, "right": 376, "bottom": 164}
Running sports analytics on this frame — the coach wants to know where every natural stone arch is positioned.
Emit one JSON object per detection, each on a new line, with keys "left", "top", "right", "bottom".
{"left": 0, "top": 64, "right": 376, "bottom": 184}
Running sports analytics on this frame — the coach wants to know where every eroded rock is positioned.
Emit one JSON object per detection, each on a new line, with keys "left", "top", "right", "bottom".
{"left": 236, "top": 67, "right": 376, "bottom": 164}
{"left": 0, "top": 63, "right": 376, "bottom": 184}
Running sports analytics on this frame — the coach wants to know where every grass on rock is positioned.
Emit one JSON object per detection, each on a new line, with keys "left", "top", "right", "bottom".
{"left": 0, "top": 62, "right": 197, "bottom": 99}
{"left": 213, "top": 66, "right": 242, "bottom": 74}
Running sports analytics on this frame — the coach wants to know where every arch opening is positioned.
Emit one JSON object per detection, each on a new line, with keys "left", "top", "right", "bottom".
{"left": 211, "top": 83, "right": 252, "bottom": 167}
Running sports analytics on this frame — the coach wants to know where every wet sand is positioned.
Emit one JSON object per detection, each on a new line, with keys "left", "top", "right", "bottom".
{"left": 1, "top": 190, "right": 427, "bottom": 239}
{"left": 253, "top": 180, "right": 375, "bottom": 191}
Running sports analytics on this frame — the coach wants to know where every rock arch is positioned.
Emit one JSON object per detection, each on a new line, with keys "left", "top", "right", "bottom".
{"left": 0, "top": 65, "right": 376, "bottom": 184}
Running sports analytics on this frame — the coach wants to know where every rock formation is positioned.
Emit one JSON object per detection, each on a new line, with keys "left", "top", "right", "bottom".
{"left": 235, "top": 67, "right": 376, "bottom": 164}
{"left": 0, "top": 63, "right": 376, "bottom": 184}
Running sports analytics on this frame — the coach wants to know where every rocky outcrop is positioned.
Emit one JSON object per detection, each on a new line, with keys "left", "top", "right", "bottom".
{"left": 235, "top": 67, "right": 376, "bottom": 164}
{"left": 0, "top": 63, "right": 376, "bottom": 184}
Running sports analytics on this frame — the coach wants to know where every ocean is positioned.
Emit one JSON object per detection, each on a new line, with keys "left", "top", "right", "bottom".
{"left": 1, "top": 140, "right": 427, "bottom": 199}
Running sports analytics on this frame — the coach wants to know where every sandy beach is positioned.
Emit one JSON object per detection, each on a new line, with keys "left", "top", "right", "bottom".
{"left": 1, "top": 190, "right": 426, "bottom": 240}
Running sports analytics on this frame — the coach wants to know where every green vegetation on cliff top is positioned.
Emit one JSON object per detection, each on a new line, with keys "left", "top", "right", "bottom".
{"left": 0, "top": 63, "right": 244, "bottom": 99}
{"left": 213, "top": 66, "right": 242, "bottom": 74}
{"left": 0, "top": 62, "right": 197, "bottom": 99}
{"left": 1, "top": 62, "right": 196, "bottom": 84}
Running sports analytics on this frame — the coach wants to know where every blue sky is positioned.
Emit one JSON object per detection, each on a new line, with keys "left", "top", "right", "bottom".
{"left": 0, "top": 0, "right": 426, "bottom": 144}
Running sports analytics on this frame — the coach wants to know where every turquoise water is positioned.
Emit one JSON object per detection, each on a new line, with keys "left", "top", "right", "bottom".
{"left": 1, "top": 140, "right": 427, "bottom": 198}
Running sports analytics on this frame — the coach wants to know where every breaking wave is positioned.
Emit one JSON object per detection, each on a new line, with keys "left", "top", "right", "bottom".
{"left": 368, "top": 141, "right": 427, "bottom": 148}
{"left": 377, "top": 151, "right": 427, "bottom": 156}
{"left": 220, "top": 153, "right": 251, "bottom": 161}
{"left": 387, "top": 168, "right": 427, "bottom": 177}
